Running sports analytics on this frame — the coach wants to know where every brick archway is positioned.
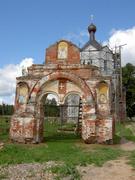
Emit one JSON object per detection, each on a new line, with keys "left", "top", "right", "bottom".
{"left": 30, "top": 71, "right": 94, "bottom": 102}
{"left": 10, "top": 37, "right": 114, "bottom": 144}
{"left": 32, "top": 72, "right": 95, "bottom": 143}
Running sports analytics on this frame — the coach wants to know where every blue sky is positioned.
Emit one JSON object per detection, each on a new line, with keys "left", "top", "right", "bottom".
{"left": 0, "top": 0, "right": 135, "bottom": 67}
{"left": 0, "top": 0, "right": 135, "bottom": 104}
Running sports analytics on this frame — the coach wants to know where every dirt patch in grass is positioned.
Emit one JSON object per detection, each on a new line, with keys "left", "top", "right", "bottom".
{"left": 78, "top": 157, "right": 135, "bottom": 180}
{"left": 112, "top": 137, "right": 135, "bottom": 151}
{"left": 1, "top": 158, "right": 135, "bottom": 180}
{"left": 119, "top": 141, "right": 135, "bottom": 151}
{"left": 0, "top": 161, "right": 57, "bottom": 180}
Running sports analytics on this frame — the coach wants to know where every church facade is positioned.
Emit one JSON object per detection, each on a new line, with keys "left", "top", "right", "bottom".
{"left": 10, "top": 23, "right": 116, "bottom": 144}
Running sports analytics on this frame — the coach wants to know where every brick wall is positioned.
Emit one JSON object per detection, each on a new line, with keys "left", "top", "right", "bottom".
{"left": 45, "top": 40, "right": 80, "bottom": 64}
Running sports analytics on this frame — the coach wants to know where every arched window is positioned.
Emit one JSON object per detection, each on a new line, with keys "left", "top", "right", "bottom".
{"left": 64, "top": 94, "right": 80, "bottom": 123}
{"left": 17, "top": 83, "right": 29, "bottom": 105}
{"left": 98, "top": 82, "right": 108, "bottom": 104}
{"left": 58, "top": 41, "right": 68, "bottom": 59}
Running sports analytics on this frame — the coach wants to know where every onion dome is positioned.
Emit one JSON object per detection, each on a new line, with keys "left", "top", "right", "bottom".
{"left": 88, "top": 23, "right": 97, "bottom": 41}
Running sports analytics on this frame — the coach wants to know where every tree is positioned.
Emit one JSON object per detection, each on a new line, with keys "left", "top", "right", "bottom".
{"left": 122, "top": 63, "right": 135, "bottom": 119}
{"left": 44, "top": 98, "right": 59, "bottom": 117}
{"left": 0, "top": 104, "right": 14, "bottom": 115}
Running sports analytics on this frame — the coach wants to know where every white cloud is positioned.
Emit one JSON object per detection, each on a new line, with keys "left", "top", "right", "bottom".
{"left": 0, "top": 58, "right": 34, "bottom": 104}
{"left": 106, "top": 27, "right": 135, "bottom": 66}
{"left": 20, "top": 58, "right": 34, "bottom": 68}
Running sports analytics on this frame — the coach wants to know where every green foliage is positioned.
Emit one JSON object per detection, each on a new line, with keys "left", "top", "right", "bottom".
{"left": 0, "top": 116, "right": 10, "bottom": 142}
{"left": 122, "top": 63, "right": 135, "bottom": 119}
{"left": 0, "top": 104, "right": 14, "bottom": 115}
{"left": 129, "top": 151, "right": 135, "bottom": 168}
{"left": 115, "top": 122, "right": 135, "bottom": 142}
{"left": 44, "top": 105, "right": 60, "bottom": 117}
{"left": 44, "top": 98, "right": 60, "bottom": 117}
{"left": 113, "top": 134, "right": 121, "bottom": 144}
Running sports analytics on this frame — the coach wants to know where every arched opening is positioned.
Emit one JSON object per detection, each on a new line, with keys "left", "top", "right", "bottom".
{"left": 59, "top": 93, "right": 82, "bottom": 134}
{"left": 38, "top": 92, "right": 82, "bottom": 142}
{"left": 17, "top": 82, "right": 29, "bottom": 105}
{"left": 39, "top": 93, "right": 60, "bottom": 142}
{"left": 33, "top": 73, "right": 92, "bottom": 143}
{"left": 97, "top": 82, "right": 109, "bottom": 104}
{"left": 97, "top": 82, "right": 110, "bottom": 116}
{"left": 43, "top": 93, "right": 59, "bottom": 122}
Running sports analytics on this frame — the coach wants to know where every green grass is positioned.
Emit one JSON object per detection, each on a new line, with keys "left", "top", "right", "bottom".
{"left": 1, "top": 116, "right": 134, "bottom": 178}
{"left": 0, "top": 118, "right": 123, "bottom": 166}
{"left": 129, "top": 151, "right": 135, "bottom": 168}
{"left": 115, "top": 121, "right": 135, "bottom": 142}
{"left": 114, "top": 121, "right": 135, "bottom": 168}
{"left": 114, "top": 121, "right": 135, "bottom": 169}
{"left": 0, "top": 133, "right": 122, "bottom": 166}
{"left": 0, "top": 116, "right": 10, "bottom": 142}
{"left": 50, "top": 164, "right": 81, "bottom": 179}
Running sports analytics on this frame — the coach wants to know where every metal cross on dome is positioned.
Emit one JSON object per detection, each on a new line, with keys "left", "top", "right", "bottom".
{"left": 90, "top": 14, "right": 94, "bottom": 22}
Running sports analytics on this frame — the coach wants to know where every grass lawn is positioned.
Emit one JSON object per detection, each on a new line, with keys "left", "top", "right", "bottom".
{"left": 115, "top": 121, "right": 135, "bottom": 142}
{"left": 1, "top": 116, "right": 135, "bottom": 179}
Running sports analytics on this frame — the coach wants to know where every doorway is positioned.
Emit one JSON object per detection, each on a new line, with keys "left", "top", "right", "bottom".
{"left": 41, "top": 93, "right": 81, "bottom": 142}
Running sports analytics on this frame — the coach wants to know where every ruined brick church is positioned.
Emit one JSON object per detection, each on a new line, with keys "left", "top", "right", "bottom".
{"left": 10, "top": 22, "right": 120, "bottom": 144}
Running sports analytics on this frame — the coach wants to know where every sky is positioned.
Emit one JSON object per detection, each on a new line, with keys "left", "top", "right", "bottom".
{"left": 0, "top": 0, "right": 135, "bottom": 104}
